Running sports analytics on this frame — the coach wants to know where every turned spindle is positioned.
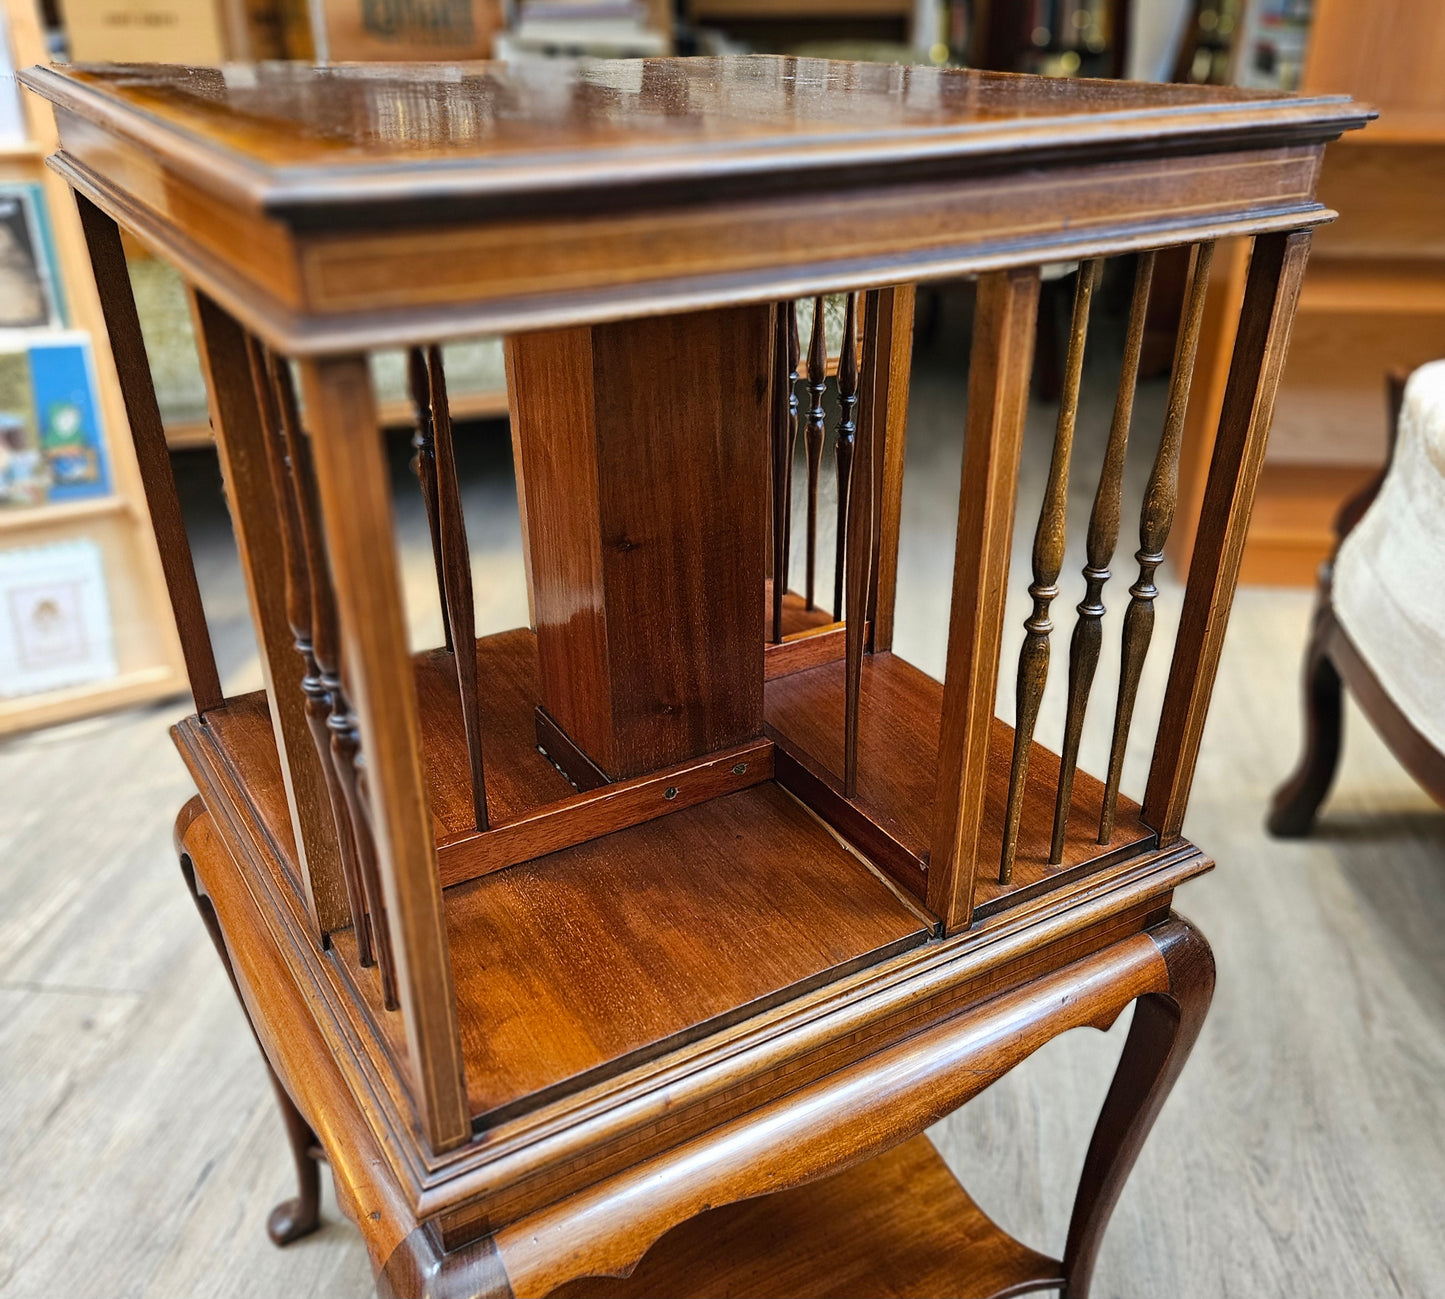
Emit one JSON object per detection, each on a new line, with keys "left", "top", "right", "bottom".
{"left": 1049, "top": 252, "right": 1155, "bottom": 863}
{"left": 804, "top": 296, "right": 828, "bottom": 612}
{"left": 833, "top": 292, "right": 860, "bottom": 623}
{"left": 271, "top": 357, "right": 397, "bottom": 1006}
{"left": 408, "top": 346, "right": 452, "bottom": 652}
{"left": 1100, "top": 241, "right": 1216, "bottom": 844}
{"left": 247, "top": 340, "right": 372, "bottom": 957}
{"left": 426, "top": 346, "right": 489, "bottom": 833}
{"left": 999, "top": 260, "right": 1099, "bottom": 884}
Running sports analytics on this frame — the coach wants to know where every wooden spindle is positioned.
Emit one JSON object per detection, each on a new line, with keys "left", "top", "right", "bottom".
{"left": 248, "top": 343, "right": 371, "bottom": 960}
{"left": 783, "top": 302, "right": 800, "bottom": 589}
{"left": 833, "top": 292, "right": 860, "bottom": 622}
{"left": 1049, "top": 252, "right": 1155, "bottom": 864}
{"left": 770, "top": 302, "right": 793, "bottom": 644}
{"left": 408, "top": 346, "right": 452, "bottom": 652}
{"left": 1100, "top": 241, "right": 1215, "bottom": 844}
{"left": 427, "top": 345, "right": 489, "bottom": 832}
{"left": 999, "top": 260, "right": 1099, "bottom": 885}
{"left": 844, "top": 291, "right": 881, "bottom": 798}
{"left": 272, "top": 358, "right": 397, "bottom": 1006}
{"left": 803, "top": 295, "right": 828, "bottom": 611}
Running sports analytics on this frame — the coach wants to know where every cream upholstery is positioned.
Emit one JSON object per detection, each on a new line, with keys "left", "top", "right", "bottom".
{"left": 1333, "top": 359, "right": 1445, "bottom": 752}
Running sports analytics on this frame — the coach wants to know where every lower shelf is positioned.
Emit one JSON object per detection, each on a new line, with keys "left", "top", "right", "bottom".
{"left": 548, "top": 1135, "right": 1064, "bottom": 1299}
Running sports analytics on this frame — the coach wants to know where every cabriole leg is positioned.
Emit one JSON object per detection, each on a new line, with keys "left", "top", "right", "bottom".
{"left": 175, "top": 797, "right": 323, "bottom": 1247}
{"left": 1267, "top": 610, "right": 1345, "bottom": 838}
{"left": 1061, "top": 916, "right": 1215, "bottom": 1299}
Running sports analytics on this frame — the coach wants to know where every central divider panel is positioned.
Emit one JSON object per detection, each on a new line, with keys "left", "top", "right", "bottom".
{"left": 508, "top": 306, "right": 773, "bottom": 783}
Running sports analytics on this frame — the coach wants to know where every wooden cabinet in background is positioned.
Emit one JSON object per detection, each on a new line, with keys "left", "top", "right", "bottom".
{"left": 1176, "top": 0, "right": 1445, "bottom": 586}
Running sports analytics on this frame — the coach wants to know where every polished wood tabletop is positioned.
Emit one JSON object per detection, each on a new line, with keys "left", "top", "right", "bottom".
{"left": 24, "top": 58, "right": 1368, "bottom": 215}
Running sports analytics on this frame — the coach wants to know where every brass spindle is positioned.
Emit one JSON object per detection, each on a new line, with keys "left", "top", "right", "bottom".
{"left": 844, "top": 291, "right": 881, "bottom": 798}
{"left": 999, "top": 260, "right": 1099, "bottom": 884}
{"left": 427, "top": 345, "right": 489, "bottom": 832}
{"left": 1049, "top": 252, "right": 1156, "bottom": 863}
{"left": 248, "top": 341, "right": 372, "bottom": 958}
{"left": 271, "top": 357, "right": 396, "bottom": 1006}
{"left": 1100, "top": 241, "right": 1216, "bottom": 843}
{"left": 408, "top": 346, "right": 451, "bottom": 652}
{"left": 804, "top": 295, "right": 828, "bottom": 611}
{"left": 833, "top": 292, "right": 860, "bottom": 622}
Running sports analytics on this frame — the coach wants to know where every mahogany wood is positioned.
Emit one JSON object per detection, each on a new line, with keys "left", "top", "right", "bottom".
{"left": 1143, "top": 231, "right": 1313, "bottom": 843}
{"left": 1000, "top": 260, "right": 1098, "bottom": 884}
{"left": 299, "top": 352, "right": 471, "bottom": 1153}
{"left": 928, "top": 267, "right": 1040, "bottom": 933}
{"left": 407, "top": 346, "right": 452, "bottom": 652}
{"left": 842, "top": 290, "right": 879, "bottom": 798}
{"left": 868, "top": 284, "right": 916, "bottom": 653}
{"left": 832, "top": 292, "right": 861, "bottom": 622}
{"left": 73, "top": 195, "right": 224, "bottom": 714}
{"left": 549, "top": 1136, "right": 1064, "bottom": 1299}
{"left": 767, "top": 652, "right": 1155, "bottom": 913}
{"left": 804, "top": 295, "right": 828, "bottom": 613}
{"left": 26, "top": 56, "right": 1369, "bottom": 1299}
{"left": 188, "top": 290, "right": 351, "bottom": 939}
{"left": 1052, "top": 252, "right": 1153, "bottom": 864}
{"left": 534, "top": 705, "right": 612, "bottom": 794}
{"left": 1101, "top": 242, "right": 1214, "bottom": 843}
{"left": 426, "top": 346, "right": 489, "bottom": 831}
{"left": 509, "top": 307, "right": 771, "bottom": 780}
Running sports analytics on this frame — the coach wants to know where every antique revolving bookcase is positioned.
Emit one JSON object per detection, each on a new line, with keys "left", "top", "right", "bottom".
{"left": 21, "top": 57, "right": 1369, "bottom": 1299}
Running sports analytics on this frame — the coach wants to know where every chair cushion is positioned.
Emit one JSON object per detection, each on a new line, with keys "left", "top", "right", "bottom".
{"left": 1334, "top": 359, "right": 1445, "bottom": 753}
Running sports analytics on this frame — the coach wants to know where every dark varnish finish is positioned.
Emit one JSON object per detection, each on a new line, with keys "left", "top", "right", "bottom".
{"left": 804, "top": 295, "right": 828, "bottom": 613}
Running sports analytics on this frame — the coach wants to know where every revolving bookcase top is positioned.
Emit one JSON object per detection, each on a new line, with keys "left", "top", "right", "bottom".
{"left": 21, "top": 55, "right": 1369, "bottom": 1299}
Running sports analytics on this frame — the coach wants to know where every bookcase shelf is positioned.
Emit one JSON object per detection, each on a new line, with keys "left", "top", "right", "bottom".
{"left": 0, "top": 0, "right": 186, "bottom": 735}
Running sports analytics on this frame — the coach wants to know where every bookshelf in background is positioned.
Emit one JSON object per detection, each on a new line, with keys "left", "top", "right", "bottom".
{"left": 0, "top": 0, "right": 186, "bottom": 733}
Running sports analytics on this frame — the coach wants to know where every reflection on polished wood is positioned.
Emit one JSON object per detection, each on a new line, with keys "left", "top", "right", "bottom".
{"left": 32, "top": 54, "right": 1369, "bottom": 1299}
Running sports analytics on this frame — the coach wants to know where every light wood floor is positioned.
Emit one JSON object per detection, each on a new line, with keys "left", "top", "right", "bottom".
{"left": 2, "top": 294, "right": 1442, "bottom": 1297}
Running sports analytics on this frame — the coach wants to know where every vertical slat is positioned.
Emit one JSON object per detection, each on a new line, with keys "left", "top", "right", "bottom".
{"left": 999, "top": 260, "right": 1099, "bottom": 884}
{"left": 928, "top": 267, "right": 1040, "bottom": 935}
{"left": 867, "top": 284, "right": 916, "bottom": 653}
{"left": 74, "top": 194, "right": 223, "bottom": 714}
{"left": 1143, "top": 231, "right": 1312, "bottom": 843}
{"left": 843, "top": 291, "right": 881, "bottom": 798}
{"left": 408, "top": 346, "right": 452, "bottom": 652}
{"left": 1099, "top": 241, "right": 1215, "bottom": 843}
{"left": 427, "top": 345, "right": 489, "bottom": 832}
{"left": 248, "top": 341, "right": 374, "bottom": 961}
{"left": 770, "top": 302, "right": 792, "bottom": 644}
{"left": 300, "top": 353, "right": 471, "bottom": 1155}
{"left": 832, "top": 292, "right": 860, "bottom": 622}
{"left": 803, "top": 295, "right": 828, "bottom": 612}
{"left": 269, "top": 356, "right": 383, "bottom": 979}
{"left": 187, "top": 291, "right": 350, "bottom": 938}
{"left": 1049, "top": 252, "right": 1155, "bottom": 863}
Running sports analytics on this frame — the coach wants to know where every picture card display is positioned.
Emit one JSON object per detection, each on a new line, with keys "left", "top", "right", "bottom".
{"left": 0, "top": 538, "right": 118, "bottom": 698}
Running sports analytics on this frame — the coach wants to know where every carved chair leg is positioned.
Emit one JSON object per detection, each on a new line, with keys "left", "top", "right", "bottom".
{"left": 175, "top": 798, "right": 324, "bottom": 1247}
{"left": 1061, "top": 917, "right": 1215, "bottom": 1299}
{"left": 1266, "top": 614, "right": 1344, "bottom": 837}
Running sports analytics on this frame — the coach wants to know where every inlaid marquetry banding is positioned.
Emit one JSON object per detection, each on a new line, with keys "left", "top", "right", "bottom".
{"left": 1100, "top": 241, "right": 1216, "bottom": 844}
{"left": 1050, "top": 251, "right": 1156, "bottom": 863}
{"left": 1000, "top": 260, "right": 1100, "bottom": 885}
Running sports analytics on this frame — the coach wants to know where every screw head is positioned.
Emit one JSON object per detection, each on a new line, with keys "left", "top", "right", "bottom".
{"left": 664, "top": 786, "right": 678, "bottom": 800}
{"left": 732, "top": 762, "right": 748, "bottom": 775}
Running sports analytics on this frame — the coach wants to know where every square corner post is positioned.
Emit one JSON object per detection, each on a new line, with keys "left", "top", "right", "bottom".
{"left": 1143, "top": 229, "right": 1313, "bottom": 844}
{"left": 506, "top": 305, "right": 774, "bottom": 784}
{"left": 929, "top": 266, "right": 1041, "bottom": 935}
{"left": 297, "top": 353, "right": 472, "bottom": 1155}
